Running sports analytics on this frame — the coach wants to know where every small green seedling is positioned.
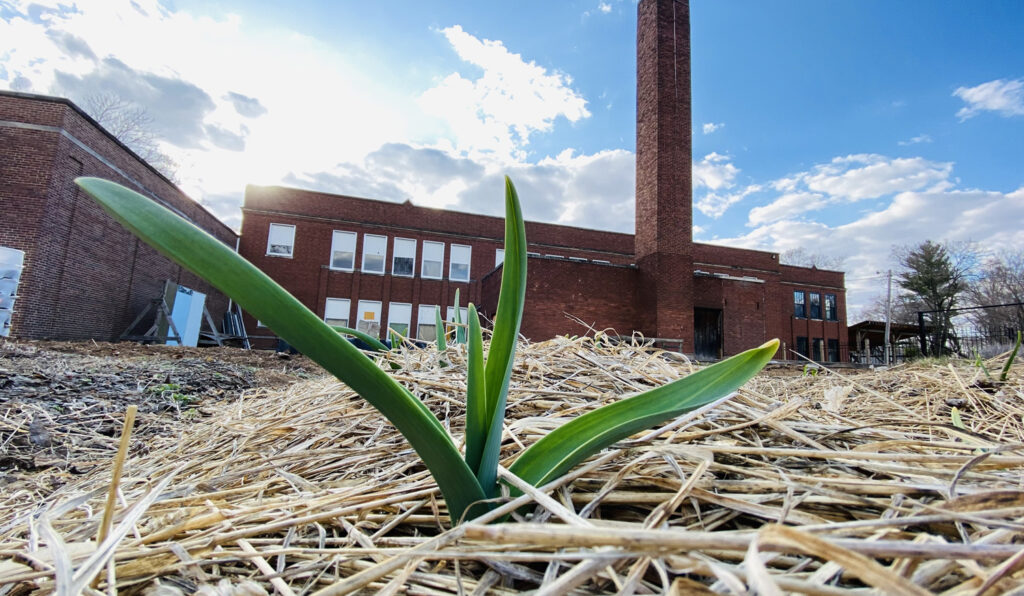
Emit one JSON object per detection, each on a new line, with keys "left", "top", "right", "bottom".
{"left": 1000, "top": 331, "right": 1021, "bottom": 383}
{"left": 76, "top": 176, "right": 777, "bottom": 524}
{"left": 950, "top": 406, "right": 965, "bottom": 429}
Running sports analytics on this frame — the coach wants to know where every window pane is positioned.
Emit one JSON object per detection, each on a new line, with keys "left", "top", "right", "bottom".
{"left": 449, "top": 244, "right": 471, "bottom": 281}
{"left": 827, "top": 339, "right": 839, "bottom": 362}
{"left": 812, "top": 338, "right": 824, "bottom": 361}
{"left": 362, "top": 235, "right": 387, "bottom": 273}
{"left": 417, "top": 305, "right": 437, "bottom": 339}
{"left": 422, "top": 241, "right": 444, "bottom": 279}
{"left": 356, "top": 300, "right": 382, "bottom": 337}
{"left": 809, "top": 293, "right": 822, "bottom": 319}
{"left": 267, "top": 223, "right": 295, "bottom": 256}
{"left": 388, "top": 303, "right": 412, "bottom": 338}
{"left": 796, "top": 336, "right": 808, "bottom": 357}
{"left": 331, "top": 231, "right": 356, "bottom": 270}
{"left": 825, "top": 294, "right": 837, "bottom": 321}
{"left": 324, "top": 298, "right": 350, "bottom": 328}
{"left": 393, "top": 238, "right": 416, "bottom": 276}
{"left": 793, "top": 291, "right": 806, "bottom": 318}
{"left": 495, "top": 248, "right": 504, "bottom": 267}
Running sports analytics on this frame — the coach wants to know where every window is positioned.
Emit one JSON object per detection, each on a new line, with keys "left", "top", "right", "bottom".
{"left": 825, "top": 294, "right": 838, "bottom": 321}
{"left": 827, "top": 338, "right": 840, "bottom": 362}
{"left": 796, "top": 336, "right": 809, "bottom": 358}
{"left": 362, "top": 234, "right": 387, "bottom": 274}
{"left": 324, "top": 298, "right": 351, "bottom": 328}
{"left": 449, "top": 244, "right": 471, "bottom": 281}
{"left": 447, "top": 306, "right": 468, "bottom": 324}
{"left": 793, "top": 291, "right": 806, "bottom": 318}
{"left": 392, "top": 238, "right": 415, "bottom": 277}
{"left": 356, "top": 300, "right": 382, "bottom": 337}
{"left": 267, "top": 223, "right": 295, "bottom": 257}
{"left": 422, "top": 241, "right": 444, "bottom": 279}
{"left": 809, "top": 292, "right": 822, "bottom": 319}
{"left": 812, "top": 338, "right": 824, "bottom": 361}
{"left": 388, "top": 302, "right": 411, "bottom": 338}
{"left": 330, "top": 231, "right": 356, "bottom": 271}
{"left": 495, "top": 248, "right": 505, "bottom": 267}
{"left": 417, "top": 305, "right": 438, "bottom": 340}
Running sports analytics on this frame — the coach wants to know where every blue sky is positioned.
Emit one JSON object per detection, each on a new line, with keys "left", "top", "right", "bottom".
{"left": 2, "top": 0, "right": 1022, "bottom": 315}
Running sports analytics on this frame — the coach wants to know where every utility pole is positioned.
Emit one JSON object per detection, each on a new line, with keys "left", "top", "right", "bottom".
{"left": 884, "top": 269, "right": 892, "bottom": 366}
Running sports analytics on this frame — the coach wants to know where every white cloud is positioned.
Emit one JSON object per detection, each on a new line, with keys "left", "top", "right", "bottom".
{"left": 696, "top": 184, "right": 762, "bottom": 219}
{"left": 747, "top": 192, "right": 827, "bottom": 226}
{"left": 954, "top": 78, "right": 1024, "bottom": 120}
{"left": 702, "top": 122, "right": 723, "bottom": 134}
{"left": 0, "top": 1, "right": 605, "bottom": 229}
{"left": 292, "top": 146, "right": 636, "bottom": 232}
{"left": 712, "top": 151, "right": 1024, "bottom": 316}
{"left": 801, "top": 154, "right": 953, "bottom": 200}
{"left": 898, "top": 133, "right": 932, "bottom": 146}
{"left": 418, "top": 25, "right": 590, "bottom": 161}
{"left": 692, "top": 152, "right": 738, "bottom": 191}
{"left": 599, "top": 2, "right": 612, "bottom": 14}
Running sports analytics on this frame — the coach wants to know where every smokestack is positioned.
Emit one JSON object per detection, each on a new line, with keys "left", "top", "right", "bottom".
{"left": 635, "top": 0, "right": 694, "bottom": 346}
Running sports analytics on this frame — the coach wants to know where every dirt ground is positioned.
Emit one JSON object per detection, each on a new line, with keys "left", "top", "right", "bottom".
{"left": 0, "top": 339, "right": 320, "bottom": 491}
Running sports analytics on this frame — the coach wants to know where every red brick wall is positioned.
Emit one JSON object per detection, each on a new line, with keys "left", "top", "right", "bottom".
{"left": 245, "top": 185, "right": 635, "bottom": 262}
{"left": 239, "top": 186, "right": 637, "bottom": 340}
{"left": 0, "top": 91, "right": 237, "bottom": 341}
{"left": 477, "top": 258, "right": 641, "bottom": 340}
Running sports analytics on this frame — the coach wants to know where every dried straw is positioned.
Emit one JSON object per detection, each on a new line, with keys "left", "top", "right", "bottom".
{"left": 2, "top": 334, "right": 1023, "bottom": 594}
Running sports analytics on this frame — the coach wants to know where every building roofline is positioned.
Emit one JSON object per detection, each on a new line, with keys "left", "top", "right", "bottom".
{"left": 0, "top": 89, "right": 235, "bottom": 237}
{"left": 245, "top": 183, "right": 636, "bottom": 241}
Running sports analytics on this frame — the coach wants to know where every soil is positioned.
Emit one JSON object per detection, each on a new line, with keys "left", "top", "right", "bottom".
{"left": 0, "top": 338, "right": 321, "bottom": 486}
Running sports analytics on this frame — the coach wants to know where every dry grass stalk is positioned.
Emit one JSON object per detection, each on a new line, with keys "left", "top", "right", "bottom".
{"left": 1, "top": 334, "right": 1023, "bottom": 594}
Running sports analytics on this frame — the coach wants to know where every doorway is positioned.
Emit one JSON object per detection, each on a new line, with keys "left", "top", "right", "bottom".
{"left": 694, "top": 308, "right": 723, "bottom": 360}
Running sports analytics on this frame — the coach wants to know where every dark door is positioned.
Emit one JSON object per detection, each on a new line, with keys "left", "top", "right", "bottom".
{"left": 694, "top": 308, "right": 723, "bottom": 360}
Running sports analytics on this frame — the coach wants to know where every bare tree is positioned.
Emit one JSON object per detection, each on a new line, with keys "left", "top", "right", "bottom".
{"left": 83, "top": 93, "right": 180, "bottom": 184}
{"left": 966, "top": 249, "right": 1024, "bottom": 337}
{"left": 780, "top": 247, "right": 845, "bottom": 271}
{"left": 859, "top": 292, "right": 921, "bottom": 326}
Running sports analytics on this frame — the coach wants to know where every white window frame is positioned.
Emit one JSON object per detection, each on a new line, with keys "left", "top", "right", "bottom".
{"left": 330, "top": 230, "right": 356, "bottom": 271}
{"left": 361, "top": 234, "right": 387, "bottom": 274}
{"left": 421, "top": 241, "right": 444, "bottom": 280}
{"left": 417, "top": 304, "right": 438, "bottom": 340}
{"left": 392, "top": 238, "right": 416, "bottom": 277}
{"left": 449, "top": 244, "right": 471, "bottom": 282}
{"left": 446, "top": 306, "right": 469, "bottom": 323}
{"left": 494, "top": 248, "right": 505, "bottom": 268}
{"left": 356, "top": 300, "right": 383, "bottom": 337}
{"left": 266, "top": 223, "right": 295, "bottom": 257}
{"left": 324, "top": 298, "right": 351, "bottom": 328}
{"left": 387, "top": 302, "right": 412, "bottom": 339}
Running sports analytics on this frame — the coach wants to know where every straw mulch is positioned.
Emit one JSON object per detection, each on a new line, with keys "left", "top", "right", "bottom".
{"left": 1, "top": 336, "right": 1023, "bottom": 595}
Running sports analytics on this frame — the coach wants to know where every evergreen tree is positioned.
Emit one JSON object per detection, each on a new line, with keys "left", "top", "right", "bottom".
{"left": 897, "top": 241, "right": 974, "bottom": 355}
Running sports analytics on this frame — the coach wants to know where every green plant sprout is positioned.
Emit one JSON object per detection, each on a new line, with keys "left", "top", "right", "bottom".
{"left": 950, "top": 406, "right": 965, "bottom": 429}
{"left": 76, "top": 176, "right": 778, "bottom": 524}
{"left": 1000, "top": 330, "right": 1021, "bottom": 383}
{"left": 434, "top": 305, "right": 447, "bottom": 352}
{"left": 453, "top": 288, "right": 466, "bottom": 345}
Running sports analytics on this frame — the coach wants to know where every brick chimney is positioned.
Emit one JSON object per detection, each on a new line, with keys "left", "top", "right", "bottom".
{"left": 635, "top": 0, "right": 694, "bottom": 346}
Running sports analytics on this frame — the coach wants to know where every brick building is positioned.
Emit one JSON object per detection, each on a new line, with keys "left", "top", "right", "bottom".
{"left": 0, "top": 90, "right": 237, "bottom": 341}
{"left": 238, "top": 0, "right": 846, "bottom": 360}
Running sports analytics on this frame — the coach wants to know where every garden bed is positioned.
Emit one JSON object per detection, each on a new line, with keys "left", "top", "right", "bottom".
{"left": 1, "top": 336, "right": 1022, "bottom": 594}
